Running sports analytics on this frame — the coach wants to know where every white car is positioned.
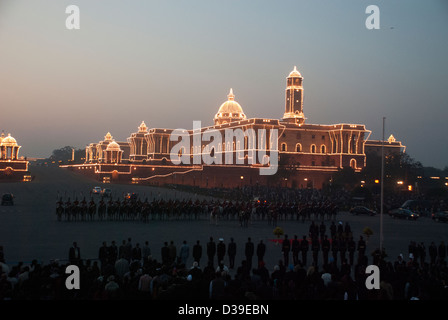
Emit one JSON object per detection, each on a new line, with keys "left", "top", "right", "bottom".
{"left": 92, "top": 186, "right": 102, "bottom": 194}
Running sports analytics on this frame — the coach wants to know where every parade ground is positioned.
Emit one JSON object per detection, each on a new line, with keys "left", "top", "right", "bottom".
{"left": 1, "top": 165, "right": 447, "bottom": 273}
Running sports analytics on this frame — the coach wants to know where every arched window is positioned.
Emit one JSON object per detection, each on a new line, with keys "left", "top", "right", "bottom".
{"left": 350, "top": 158, "right": 357, "bottom": 169}
{"left": 281, "top": 143, "right": 287, "bottom": 152}
{"left": 311, "top": 144, "right": 316, "bottom": 153}
{"left": 296, "top": 143, "right": 302, "bottom": 152}
{"left": 321, "top": 145, "right": 326, "bottom": 154}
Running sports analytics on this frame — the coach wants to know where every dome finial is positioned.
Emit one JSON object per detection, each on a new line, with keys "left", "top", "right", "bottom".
{"left": 288, "top": 66, "right": 302, "bottom": 77}
{"left": 228, "top": 88, "right": 235, "bottom": 101}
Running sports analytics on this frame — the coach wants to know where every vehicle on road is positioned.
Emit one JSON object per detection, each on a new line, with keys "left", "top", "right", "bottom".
{"left": 389, "top": 208, "right": 419, "bottom": 220}
{"left": 101, "top": 188, "right": 112, "bottom": 198}
{"left": 124, "top": 193, "right": 138, "bottom": 202}
{"left": 401, "top": 199, "right": 432, "bottom": 217}
{"left": 432, "top": 211, "right": 448, "bottom": 222}
{"left": 92, "top": 186, "right": 102, "bottom": 195}
{"left": 1, "top": 193, "right": 14, "bottom": 206}
{"left": 349, "top": 206, "right": 377, "bottom": 216}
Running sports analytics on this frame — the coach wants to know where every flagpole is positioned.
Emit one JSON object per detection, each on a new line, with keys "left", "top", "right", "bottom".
{"left": 380, "top": 117, "right": 385, "bottom": 252}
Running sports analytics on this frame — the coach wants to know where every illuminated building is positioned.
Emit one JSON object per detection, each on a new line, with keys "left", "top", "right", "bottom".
{"left": 364, "top": 134, "right": 406, "bottom": 157}
{"left": 68, "top": 66, "right": 405, "bottom": 189}
{"left": 85, "top": 132, "right": 130, "bottom": 163}
{"left": 128, "top": 122, "right": 149, "bottom": 161}
{"left": 0, "top": 132, "right": 30, "bottom": 180}
{"left": 214, "top": 88, "right": 246, "bottom": 125}
{"left": 282, "top": 66, "right": 305, "bottom": 123}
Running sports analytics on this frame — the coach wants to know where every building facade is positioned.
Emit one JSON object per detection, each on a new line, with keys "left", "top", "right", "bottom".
{"left": 72, "top": 67, "right": 404, "bottom": 189}
{"left": 0, "top": 132, "right": 30, "bottom": 180}
{"left": 364, "top": 134, "right": 406, "bottom": 157}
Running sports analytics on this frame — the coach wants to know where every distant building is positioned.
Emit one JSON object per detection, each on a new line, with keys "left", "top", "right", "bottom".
{"left": 85, "top": 132, "right": 130, "bottom": 164}
{"left": 0, "top": 132, "right": 30, "bottom": 180}
{"left": 67, "top": 66, "right": 405, "bottom": 189}
{"left": 364, "top": 134, "right": 406, "bottom": 157}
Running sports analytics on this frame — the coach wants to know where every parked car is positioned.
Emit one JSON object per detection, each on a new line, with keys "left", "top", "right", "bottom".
{"left": 350, "top": 206, "right": 377, "bottom": 216}
{"left": 124, "top": 193, "right": 138, "bottom": 202}
{"left": 432, "top": 211, "right": 448, "bottom": 222}
{"left": 92, "top": 186, "right": 102, "bottom": 195}
{"left": 389, "top": 208, "right": 419, "bottom": 220}
{"left": 101, "top": 188, "right": 112, "bottom": 198}
{"left": 401, "top": 199, "right": 432, "bottom": 217}
{"left": 1, "top": 193, "right": 14, "bottom": 206}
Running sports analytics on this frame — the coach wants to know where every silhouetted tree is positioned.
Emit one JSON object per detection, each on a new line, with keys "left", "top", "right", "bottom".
{"left": 49, "top": 146, "right": 84, "bottom": 164}
{"left": 362, "top": 152, "right": 423, "bottom": 191}
{"left": 332, "top": 167, "right": 360, "bottom": 191}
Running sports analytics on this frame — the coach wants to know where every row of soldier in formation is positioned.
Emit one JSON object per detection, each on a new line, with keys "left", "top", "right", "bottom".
{"left": 55, "top": 195, "right": 340, "bottom": 223}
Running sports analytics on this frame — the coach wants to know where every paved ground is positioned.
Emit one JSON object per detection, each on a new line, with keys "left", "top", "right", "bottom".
{"left": 1, "top": 165, "right": 448, "bottom": 274}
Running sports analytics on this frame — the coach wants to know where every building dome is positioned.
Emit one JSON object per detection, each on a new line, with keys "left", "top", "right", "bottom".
{"left": 288, "top": 66, "right": 302, "bottom": 78}
{"left": 214, "top": 89, "right": 246, "bottom": 125}
{"left": 0, "top": 134, "right": 18, "bottom": 147}
{"left": 106, "top": 140, "right": 121, "bottom": 152}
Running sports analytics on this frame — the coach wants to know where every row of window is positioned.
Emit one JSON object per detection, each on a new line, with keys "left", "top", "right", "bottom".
{"left": 154, "top": 143, "right": 327, "bottom": 154}
{"left": 288, "top": 133, "right": 326, "bottom": 140}
{"left": 148, "top": 139, "right": 354, "bottom": 155}
{"left": 281, "top": 143, "right": 326, "bottom": 153}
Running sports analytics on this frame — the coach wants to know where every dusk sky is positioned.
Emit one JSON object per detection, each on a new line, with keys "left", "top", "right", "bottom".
{"left": 1, "top": 1, "right": 447, "bottom": 169}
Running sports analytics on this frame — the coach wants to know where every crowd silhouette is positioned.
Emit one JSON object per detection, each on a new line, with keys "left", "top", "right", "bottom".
{"left": 4, "top": 186, "right": 447, "bottom": 300}
{"left": 1, "top": 233, "right": 448, "bottom": 300}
